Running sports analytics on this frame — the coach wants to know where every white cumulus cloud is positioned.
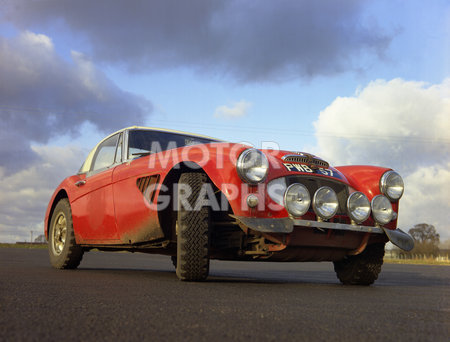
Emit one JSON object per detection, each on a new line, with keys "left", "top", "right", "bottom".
{"left": 0, "top": 145, "right": 87, "bottom": 243}
{"left": 401, "top": 164, "right": 450, "bottom": 235}
{"left": 314, "top": 78, "right": 450, "bottom": 238}
{"left": 20, "top": 30, "right": 53, "bottom": 50}
{"left": 214, "top": 100, "right": 252, "bottom": 119}
{"left": 0, "top": 31, "right": 152, "bottom": 174}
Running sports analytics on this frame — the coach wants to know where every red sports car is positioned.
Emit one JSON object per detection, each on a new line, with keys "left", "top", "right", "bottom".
{"left": 45, "top": 126, "right": 413, "bottom": 284}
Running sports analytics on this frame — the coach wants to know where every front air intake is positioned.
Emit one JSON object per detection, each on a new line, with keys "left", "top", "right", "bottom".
{"left": 136, "top": 175, "right": 160, "bottom": 202}
{"left": 282, "top": 154, "right": 329, "bottom": 169}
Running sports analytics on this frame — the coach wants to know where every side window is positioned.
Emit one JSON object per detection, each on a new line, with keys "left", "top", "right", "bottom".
{"left": 91, "top": 134, "right": 120, "bottom": 171}
{"left": 115, "top": 133, "right": 123, "bottom": 163}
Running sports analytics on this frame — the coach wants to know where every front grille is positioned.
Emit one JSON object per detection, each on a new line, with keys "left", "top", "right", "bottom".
{"left": 285, "top": 175, "right": 348, "bottom": 215}
{"left": 282, "top": 155, "right": 329, "bottom": 169}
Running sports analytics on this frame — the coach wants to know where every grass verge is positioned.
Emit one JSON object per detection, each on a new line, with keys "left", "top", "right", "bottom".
{"left": 0, "top": 243, "right": 48, "bottom": 249}
{"left": 384, "top": 258, "right": 450, "bottom": 266}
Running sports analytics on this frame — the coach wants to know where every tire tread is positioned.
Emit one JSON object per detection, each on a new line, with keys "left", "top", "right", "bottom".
{"left": 333, "top": 243, "right": 385, "bottom": 285}
{"left": 176, "top": 173, "right": 210, "bottom": 281}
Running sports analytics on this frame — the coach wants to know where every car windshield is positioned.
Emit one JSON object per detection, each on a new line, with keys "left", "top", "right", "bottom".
{"left": 128, "top": 130, "right": 219, "bottom": 158}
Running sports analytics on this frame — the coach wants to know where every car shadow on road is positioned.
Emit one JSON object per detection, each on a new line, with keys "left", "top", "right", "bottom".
{"left": 74, "top": 265, "right": 450, "bottom": 288}
{"left": 75, "top": 266, "right": 346, "bottom": 286}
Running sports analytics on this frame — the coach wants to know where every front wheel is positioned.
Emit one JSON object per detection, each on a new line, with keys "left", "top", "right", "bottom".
{"left": 48, "top": 198, "right": 84, "bottom": 269}
{"left": 333, "top": 243, "right": 385, "bottom": 285}
{"left": 176, "top": 173, "right": 210, "bottom": 281}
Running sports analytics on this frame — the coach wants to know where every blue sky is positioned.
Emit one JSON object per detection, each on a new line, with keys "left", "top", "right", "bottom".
{"left": 96, "top": 0, "right": 449, "bottom": 151}
{"left": 0, "top": 0, "right": 448, "bottom": 242}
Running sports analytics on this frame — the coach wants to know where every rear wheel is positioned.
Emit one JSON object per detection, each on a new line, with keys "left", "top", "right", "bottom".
{"left": 176, "top": 173, "right": 210, "bottom": 281}
{"left": 48, "top": 198, "right": 84, "bottom": 269}
{"left": 333, "top": 243, "right": 385, "bottom": 285}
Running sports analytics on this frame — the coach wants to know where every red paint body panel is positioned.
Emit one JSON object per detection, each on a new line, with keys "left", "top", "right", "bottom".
{"left": 335, "top": 165, "right": 388, "bottom": 199}
{"left": 45, "top": 136, "right": 401, "bottom": 245}
{"left": 335, "top": 165, "right": 398, "bottom": 229}
{"left": 112, "top": 162, "right": 165, "bottom": 243}
{"left": 71, "top": 168, "right": 120, "bottom": 242}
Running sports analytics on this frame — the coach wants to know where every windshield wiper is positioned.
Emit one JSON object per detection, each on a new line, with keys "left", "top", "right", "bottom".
{"left": 131, "top": 151, "right": 154, "bottom": 158}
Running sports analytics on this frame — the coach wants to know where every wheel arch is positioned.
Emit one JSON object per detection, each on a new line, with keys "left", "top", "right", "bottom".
{"left": 45, "top": 189, "right": 69, "bottom": 240}
{"left": 157, "top": 162, "right": 232, "bottom": 242}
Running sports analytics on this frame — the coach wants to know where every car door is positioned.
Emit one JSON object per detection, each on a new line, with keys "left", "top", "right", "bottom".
{"left": 71, "top": 133, "right": 122, "bottom": 243}
{"left": 112, "top": 129, "right": 166, "bottom": 244}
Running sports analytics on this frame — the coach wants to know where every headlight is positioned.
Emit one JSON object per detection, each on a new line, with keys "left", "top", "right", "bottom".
{"left": 313, "top": 186, "right": 339, "bottom": 220}
{"left": 284, "top": 183, "right": 310, "bottom": 217}
{"left": 347, "top": 192, "right": 371, "bottom": 224}
{"left": 236, "top": 149, "right": 269, "bottom": 184}
{"left": 380, "top": 170, "right": 404, "bottom": 201}
{"left": 371, "top": 195, "right": 393, "bottom": 225}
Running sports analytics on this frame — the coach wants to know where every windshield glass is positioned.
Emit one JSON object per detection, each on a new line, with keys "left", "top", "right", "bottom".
{"left": 127, "top": 130, "right": 219, "bottom": 158}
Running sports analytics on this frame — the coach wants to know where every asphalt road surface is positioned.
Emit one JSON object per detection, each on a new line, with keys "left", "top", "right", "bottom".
{"left": 0, "top": 248, "right": 449, "bottom": 341}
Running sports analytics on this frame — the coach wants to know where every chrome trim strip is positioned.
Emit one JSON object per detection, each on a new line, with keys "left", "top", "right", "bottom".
{"left": 123, "top": 129, "right": 130, "bottom": 161}
{"left": 281, "top": 154, "right": 329, "bottom": 168}
{"left": 233, "top": 215, "right": 384, "bottom": 234}
{"left": 281, "top": 154, "right": 301, "bottom": 161}
{"left": 231, "top": 215, "right": 294, "bottom": 233}
{"left": 292, "top": 219, "right": 384, "bottom": 234}
{"left": 233, "top": 215, "right": 414, "bottom": 251}
{"left": 281, "top": 154, "right": 311, "bottom": 162}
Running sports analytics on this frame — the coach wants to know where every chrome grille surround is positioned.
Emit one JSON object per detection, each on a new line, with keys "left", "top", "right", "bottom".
{"left": 282, "top": 154, "right": 329, "bottom": 169}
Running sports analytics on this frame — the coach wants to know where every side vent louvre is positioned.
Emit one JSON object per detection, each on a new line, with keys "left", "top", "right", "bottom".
{"left": 136, "top": 175, "right": 160, "bottom": 202}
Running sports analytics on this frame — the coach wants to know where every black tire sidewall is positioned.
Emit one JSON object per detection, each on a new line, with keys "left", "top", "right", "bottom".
{"left": 48, "top": 198, "right": 82, "bottom": 269}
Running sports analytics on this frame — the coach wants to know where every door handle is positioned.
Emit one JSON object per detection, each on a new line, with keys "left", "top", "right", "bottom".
{"left": 75, "top": 180, "right": 86, "bottom": 187}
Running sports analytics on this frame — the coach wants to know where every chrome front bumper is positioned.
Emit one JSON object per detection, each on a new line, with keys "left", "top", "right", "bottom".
{"left": 232, "top": 215, "right": 414, "bottom": 252}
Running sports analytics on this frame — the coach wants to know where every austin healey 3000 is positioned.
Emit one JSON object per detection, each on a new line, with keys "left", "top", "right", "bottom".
{"left": 45, "top": 126, "right": 413, "bottom": 284}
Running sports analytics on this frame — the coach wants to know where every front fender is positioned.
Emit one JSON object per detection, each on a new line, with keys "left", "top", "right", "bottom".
{"left": 335, "top": 165, "right": 390, "bottom": 199}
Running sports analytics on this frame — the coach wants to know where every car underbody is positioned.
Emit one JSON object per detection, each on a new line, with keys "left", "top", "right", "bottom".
{"left": 78, "top": 213, "right": 409, "bottom": 264}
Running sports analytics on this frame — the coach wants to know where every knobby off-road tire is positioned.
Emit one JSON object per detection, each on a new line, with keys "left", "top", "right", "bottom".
{"left": 176, "top": 173, "right": 210, "bottom": 281}
{"left": 48, "top": 198, "right": 84, "bottom": 269}
{"left": 333, "top": 243, "right": 385, "bottom": 286}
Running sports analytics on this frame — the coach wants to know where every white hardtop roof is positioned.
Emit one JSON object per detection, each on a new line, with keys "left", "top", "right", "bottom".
{"left": 78, "top": 126, "right": 222, "bottom": 173}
